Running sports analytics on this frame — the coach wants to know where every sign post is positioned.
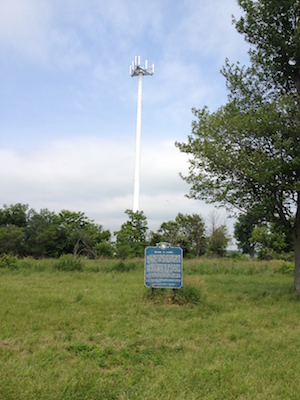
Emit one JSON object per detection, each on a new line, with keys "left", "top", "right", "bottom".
{"left": 144, "top": 242, "right": 183, "bottom": 289}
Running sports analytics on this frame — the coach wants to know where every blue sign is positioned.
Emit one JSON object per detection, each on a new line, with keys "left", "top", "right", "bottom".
{"left": 144, "top": 242, "right": 183, "bottom": 289}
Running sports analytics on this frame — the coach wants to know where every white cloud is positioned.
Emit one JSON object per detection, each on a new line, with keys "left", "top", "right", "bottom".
{"left": 0, "top": 136, "right": 228, "bottom": 234}
{"left": 0, "top": 0, "right": 52, "bottom": 63}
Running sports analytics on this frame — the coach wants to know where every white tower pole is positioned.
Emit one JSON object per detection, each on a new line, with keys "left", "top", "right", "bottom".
{"left": 130, "top": 56, "right": 154, "bottom": 212}
{"left": 133, "top": 70, "right": 143, "bottom": 212}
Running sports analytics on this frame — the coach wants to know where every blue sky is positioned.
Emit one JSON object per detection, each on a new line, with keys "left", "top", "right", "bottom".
{"left": 0, "top": 0, "right": 250, "bottom": 238}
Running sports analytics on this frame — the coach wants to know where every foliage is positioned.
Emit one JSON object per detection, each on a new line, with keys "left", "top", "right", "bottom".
{"left": 0, "top": 203, "right": 28, "bottom": 227}
{"left": 25, "top": 208, "right": 63, "bottom": 258}
{"left": 250, "top": 222, "right": 294, "bottom": 260}
{"left": 54, "top": 254, "right": 83, "bottom": 271}
{"left": 0, "top": 225, "right": 25, "bottom": 256}
{"left": 94, "top": 241, "right": 114, "bottom": 258}
{"left": 207, "top": 225, "right": 230, "bottom": 257}
{"left": 0, "top": 204, "right": 232, "bottom": 260}
{"left": 0, "top": 204, "right": 113, "bottom": 259}
{"left": 206, "top": 212, "right": 230, "bottom": 257}
{"left": 176, "top": 0, "right": 300, "bottom": 291}
{"left": 176, "top": 213, "right": 207, "bottom": 257}
{"left": 234, "top": 212, "right": 261, "bottom": 258}
{"left": 274, "top": 260, "right": 295, "bottom": 274}
{"left": 150, "top": 213, "right": 207, "bottom": 258}
{"left": 114, "top": 209, "right": 148, "bottom": 258}
{"left": 0, "top": 253, "right": 18, "bottom": 269}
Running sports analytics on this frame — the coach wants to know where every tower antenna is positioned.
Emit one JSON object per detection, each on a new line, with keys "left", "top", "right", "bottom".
{"left": 130, "top": 56, "right": 154, "bottom": 212}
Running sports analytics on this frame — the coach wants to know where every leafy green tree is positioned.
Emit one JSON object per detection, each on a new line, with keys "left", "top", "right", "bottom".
{"left": 234, "top": 212, "right": 261, "bottom": 259}
{"left": 175, "top": 213, "right": 207, "bottom": 257}
{"left": 114, "top": 210, "right": 148, "bottom": 258}
{"left": 176, "top": 0, "right": 300, "bottom": 292}
{"left": 148, "top": 231, "right": 165, "bottom": 247}
{"left": 0, "top": 225, "right": 25, "bottom": 256}
{"left": 207, "top": 226, "right": 230, "bottom": 257}
{"left": 150, "top": 213, "right": 206, "bottom": 257}
{"left": 0, "top": 204, "right": 28, "bottom": 255}
{"left": 155, "top": 219, "right": 191, "bottom": 256}
{"left": 79, "top": 223, "right": 112, "bottom": 258}
{"left": 0, "top": 204, "right": 113, "bottom": 258}
{"left": 157, "top": 220, "right": 179, "bottom": 246}
{"left": 250, "top": 222, "right": 294, "bottom": 260}
{"left": 0, "top": 203, "right": 28, "bottom": 228}
{"left": 57, "top": 210, "right": 112, "bottom": 258}
{"left": 25, "top": 208, "right": 63, "bottom": 258}
{"left": 206, "top": 213, "right": 230, "bottom": 257}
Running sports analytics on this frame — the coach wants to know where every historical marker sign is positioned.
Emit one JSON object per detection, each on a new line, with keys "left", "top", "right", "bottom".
{"left": 144, "top": 242, "right": 183, "bottom": 289}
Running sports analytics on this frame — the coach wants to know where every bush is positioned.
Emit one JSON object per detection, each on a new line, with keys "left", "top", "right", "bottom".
{"left": 0, "top": 254, "right": 18, "bottom": 269}
{"left": 274, "top": 260, "right": 294, "bottom": 275}
{"left": 55, "top": 254, "right": 83, "bottom": 271}
{"left": 95, "top": 242, "right": 114, "bottom": 258}
{"left": 18, "top": 257, "right": 36, "bottom": 269}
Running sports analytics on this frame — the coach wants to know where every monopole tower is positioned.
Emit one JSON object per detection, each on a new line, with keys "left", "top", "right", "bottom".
{"left": 130, "top": 56, "right": 154, "bottom": 212}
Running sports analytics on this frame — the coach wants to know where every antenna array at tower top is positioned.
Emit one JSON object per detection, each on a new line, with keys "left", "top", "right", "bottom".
{"left": 130, "top": 55, "right": 154, "bottom": 77}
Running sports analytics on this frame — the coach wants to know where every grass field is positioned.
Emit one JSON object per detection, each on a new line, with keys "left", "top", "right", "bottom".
{"left": 0, "top": 258, "right": 299, "bottom": 399}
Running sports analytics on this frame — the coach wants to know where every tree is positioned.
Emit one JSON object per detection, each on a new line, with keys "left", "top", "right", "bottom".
{"left": 234, "top": 212, "right": 261, "bottom": 259}
{"left": 153, "top": 213, "right": 207, "bottom": 257}
{"left": 25, "top": 208, "right": 63, "bottom": 258}
{"left": 0, "top": 225, "right": 25, "bottom": 256}
{"left": 57, "top": 210, "right": 112, "bottom": 258}
{"left": 250, "top": 222, "right": 294, "bottom": 260}
{"left": 0, "top": 203, "right": 28, "bottom": 228}
{"left": 157, "top": 220, "right": 179, "bottom": 246}
{"left": 158, "top": 219, "right": 191, "bottom": 256}
{"left": 175, "top": 213, "right": 207, "bottom": 257}
{"left": 176, "top": 0, "right": 300, "bottom": 292}
{"left": 0, "top": 204, "right": 28, "bottom": 256}
{"left": 114, "top": 210, "right": 148, "bottom": 258}
{"left": 207, "top": 212, "right": 230, "bottom": 257}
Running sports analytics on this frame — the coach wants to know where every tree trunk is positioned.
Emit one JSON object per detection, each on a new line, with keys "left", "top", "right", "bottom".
{"left": 249, "top": 245, "right": 255, "bottom": 261}
{"left": 294, "top": 234, "right": 300, "bottom": 294}
{"left": 294, "top": 200, "right": 300, "bottom": 294}
{"left": 73, "top": 237, "right": 81, "bottom": 257}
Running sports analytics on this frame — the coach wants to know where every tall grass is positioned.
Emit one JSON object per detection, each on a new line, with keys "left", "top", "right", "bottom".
{"left": 0, "top": 258, "right": 299, "bottom": 399}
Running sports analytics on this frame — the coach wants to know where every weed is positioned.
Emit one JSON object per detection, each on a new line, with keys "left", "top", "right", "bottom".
{"left": 174, "top": 284, "right": 202, "bottom": 305}
{"left": 54, "top": 254, "right": 82, "bottom": 271}
{"left": 0, "top": 254, "right": 18, "bottom": 269}
{"left": 106, "top": 260, "right": 138, "bottom": 272}
{"left": 274, "top": 260, "right": 295, "bottom": 274}
{"left": 75, "top": 293, "right": 83, "bottom": 302}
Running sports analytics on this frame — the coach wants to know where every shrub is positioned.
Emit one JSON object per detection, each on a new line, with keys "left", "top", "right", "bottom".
{"left": 274, "top": 260, "right": 294, "bottom": 275}
{"left": 0, "top": 254, "right": 18, "bottom": 269}
{"left": 55, "top": 254, "right": 83, "bottom": 271}
{"left": 18, "top": 257, "right": 36, "bottom": 269}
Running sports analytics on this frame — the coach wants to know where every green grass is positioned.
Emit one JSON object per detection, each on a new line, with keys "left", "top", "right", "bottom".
{"left": 0, "top": 258, "right": 299, "bottom": 399}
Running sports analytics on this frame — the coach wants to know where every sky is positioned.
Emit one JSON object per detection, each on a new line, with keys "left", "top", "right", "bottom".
{"left": 0, "top": 0, "right": 250, "bottom": 240}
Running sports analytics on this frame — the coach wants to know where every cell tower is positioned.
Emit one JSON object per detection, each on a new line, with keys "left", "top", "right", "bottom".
{"left": 130, "top": 56, "right": 154, "bottom": 212}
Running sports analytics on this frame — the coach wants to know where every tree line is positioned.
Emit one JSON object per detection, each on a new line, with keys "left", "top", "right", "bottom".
{"left": 0, "top": 204, "right": 229, "bottom": 259}
{"left": 0, "top": 203, "right": 294, "bottom": 261}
